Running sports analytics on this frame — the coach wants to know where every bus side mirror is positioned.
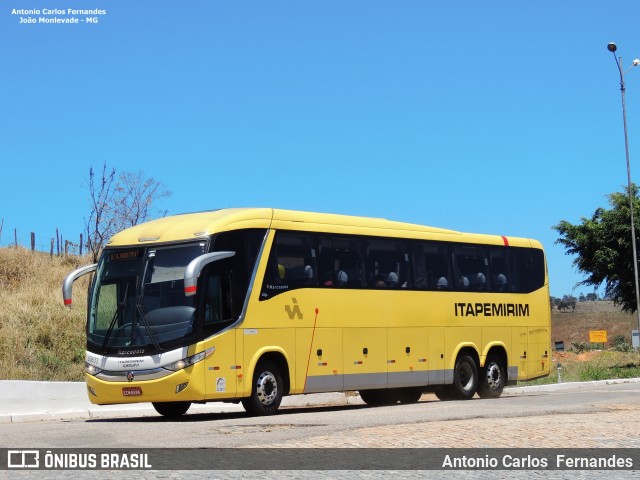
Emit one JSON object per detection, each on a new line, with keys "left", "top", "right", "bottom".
{"left": 184, "top": 251, "right": 235, "bottom": 297}
{"left": 62, "top": 264, "right": 98, "bottom": 307}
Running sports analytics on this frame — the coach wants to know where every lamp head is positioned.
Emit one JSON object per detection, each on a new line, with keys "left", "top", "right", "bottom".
{"left": 608, "top": 42, "right": 618, "bottom": 53}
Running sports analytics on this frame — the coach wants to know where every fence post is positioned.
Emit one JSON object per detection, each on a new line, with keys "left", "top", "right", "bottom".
{"left": 79, "top": 233, "right": 83, "bottom": 256}
{"left": 56, "top": 229, "right": 60, "bottom": 256}
{"left": 14, "top": 228, "right": 17, "bottom": 247}
{"left": 30, "top": 232, "right": 35, "bottom": 252}
{"left": 50, "top": 238, "right": 54, "bottom": 259}
{"left": 0, "top": 218, "right": 3, "bottom": 241}
{"left": 64, "top": 240, "right": 69, "bottom": 256}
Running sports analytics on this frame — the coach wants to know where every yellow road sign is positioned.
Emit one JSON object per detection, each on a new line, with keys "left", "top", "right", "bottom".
{"left": 589, "top": 330, "right": 607, "bottom": 343}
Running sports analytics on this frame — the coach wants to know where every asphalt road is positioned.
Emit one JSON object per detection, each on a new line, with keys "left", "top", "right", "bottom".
{"left": 2, "top": 382, "right": 639, "bottom": 448}
{"left": 3, "top": 382, "right": 639, "bottom": 479}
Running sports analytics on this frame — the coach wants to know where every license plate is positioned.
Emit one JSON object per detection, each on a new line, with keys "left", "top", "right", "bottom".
{"left": 122, "top": 387, "right": 142, "bottom": 397}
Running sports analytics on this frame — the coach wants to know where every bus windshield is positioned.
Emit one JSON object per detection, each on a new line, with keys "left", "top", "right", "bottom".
{"left": 88, "top": 242, "right": 207, "bottom": 353}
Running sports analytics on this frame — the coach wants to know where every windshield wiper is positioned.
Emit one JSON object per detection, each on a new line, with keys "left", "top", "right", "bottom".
{"left": 134, "top": 302, "right": 162, "bottom": 351}
{"left": 133, "top": 252, "right": 163, "bottom": 351}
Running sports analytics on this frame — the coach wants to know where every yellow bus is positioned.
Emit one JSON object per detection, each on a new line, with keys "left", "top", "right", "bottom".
{"left": 63, "top": 208, "right": 550, "bottom": 417}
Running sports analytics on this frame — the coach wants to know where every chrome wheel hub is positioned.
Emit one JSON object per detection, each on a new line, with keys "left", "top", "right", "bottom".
{"left": 256, "top": 371, "right": 278, "bottom": 405}
{"left": 486, "top": 363, "right": 502, "bottom": 391}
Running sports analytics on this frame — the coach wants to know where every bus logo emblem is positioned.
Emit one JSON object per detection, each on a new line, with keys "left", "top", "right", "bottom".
{"left": 285, "top": 298, "right": 303, "bottom": 320}
{"left": 126, "top": 371, "right": 135, "bottom": 382}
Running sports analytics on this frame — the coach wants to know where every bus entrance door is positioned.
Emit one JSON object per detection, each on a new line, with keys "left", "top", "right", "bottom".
{"left": 204, "top": 329, "right": 237, "bottom": 399}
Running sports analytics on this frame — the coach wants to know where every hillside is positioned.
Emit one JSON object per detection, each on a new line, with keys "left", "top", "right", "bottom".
{"left": 0, "top": 247, "right": 89, "bottom": 381}
{"left": 0, "top": 246, "right": 637, "bottom": 381}
{"left": 552, "top": 301, "right": 638, "bottom": 348}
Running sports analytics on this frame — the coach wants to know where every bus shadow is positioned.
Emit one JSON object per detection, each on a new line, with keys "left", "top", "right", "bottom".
{"left": 85, "top": 403, "right": 369, "bottom": 423}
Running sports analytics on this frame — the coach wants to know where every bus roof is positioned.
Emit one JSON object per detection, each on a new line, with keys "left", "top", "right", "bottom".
{"left": 106, "top": 208, "right": 540, "bottom": 249}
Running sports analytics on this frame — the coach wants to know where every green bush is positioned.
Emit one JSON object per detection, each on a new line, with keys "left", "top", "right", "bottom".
{"left": 612, "top": 334, "right": 633, "bottom": 352}
{"left": 571, "top": 341, "right": 593, "bottom": 354}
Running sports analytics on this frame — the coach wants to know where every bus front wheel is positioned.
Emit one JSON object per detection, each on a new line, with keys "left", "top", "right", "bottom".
{"left": 242, "top": 360, "right": 283, "bottom": 416}
{"left": 152, "top": 401, "right": 191, "bottom": 418}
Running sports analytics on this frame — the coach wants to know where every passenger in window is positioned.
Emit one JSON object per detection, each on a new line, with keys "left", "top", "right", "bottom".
{"left": 304, "top": 265, "right": 314, "bottom": 285}
{"left": 458, "top": 276, "right": 469, "bottom": 289}
{"left": 475, "top": 272, "right": 487, "bottom": 291}
{"left": 333, "top": 259, "right": 348, "bottom": 287}
{"left": 387, "top": 272, "right": 398, "bottom": 288}
{"left": 374, "top": 274, "right": 387, "bottom": 288}
{"left": 437, "top": 277, "right": 448, "bottom": 290}
{"left": 495, "top": 273, "right": 507, "bottom": 292}
{"left": 336, "top": 270, "right": 348, "bottom": 286}
{"left": 322, "top": 260, "right": 348, "bottom": 287}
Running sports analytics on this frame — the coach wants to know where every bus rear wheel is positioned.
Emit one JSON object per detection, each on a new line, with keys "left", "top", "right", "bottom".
{"left": 477, "top": 355, "right": 505, "bottom": 399}
{"left": 152, "top": 401, "right": 191, "bottom": 418}
{"left": 450, "top": 354, "right": 478, "bottom": 399}
{"left": 242, "top": 360, "right": 283, "bottom": 416}
{"left": 437, "top": 354, "right": 478, "bottom": 401}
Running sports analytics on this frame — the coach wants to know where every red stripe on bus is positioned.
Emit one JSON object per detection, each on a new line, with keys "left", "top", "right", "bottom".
{"left": 184, "top": 286, "right": 197, "bottom": 293}
{"left": 501, "top": 236, "right": 509, "bottom": 246}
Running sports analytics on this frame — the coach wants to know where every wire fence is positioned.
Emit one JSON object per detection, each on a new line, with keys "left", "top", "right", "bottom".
{"left": 0, "top": 218, "right": 85, "bottom": 257}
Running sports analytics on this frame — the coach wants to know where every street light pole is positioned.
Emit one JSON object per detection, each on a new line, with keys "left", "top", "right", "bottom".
{"left": 608, "top": 42, "right": 640, "bottom": 337}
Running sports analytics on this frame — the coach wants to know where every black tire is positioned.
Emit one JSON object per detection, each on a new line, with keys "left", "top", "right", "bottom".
{"left": 242, "top": 359, "right": 284, "bottom": 416}
{"left": 477, "top": 355, "right": 505, "bottom": 399}
{"left": 433, "top": 388, "right": 453, "bottom": 401}
{"left": 394, "top": 387, "right": 423, "bottom": 404}
{"left": 152, "top": 401, "right": 191, "bottom": 418}
{"left": 359, "top": 389, "right": 396, "bottom": 406}
{"left": 449, "top": 354, "right": 478, "bottom": 400}
{"left": 436, "top": 354, "right": 478, "bottom": 401}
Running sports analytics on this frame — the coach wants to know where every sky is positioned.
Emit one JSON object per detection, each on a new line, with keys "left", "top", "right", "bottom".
{"left": 2, "top": 1, "right": 640, "bottom": 298}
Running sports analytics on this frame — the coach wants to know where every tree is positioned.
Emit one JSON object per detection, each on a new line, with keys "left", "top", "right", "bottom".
{"left": 557, "top": 295, "right": 577, "bottom": 312}
{"left": 554, "top": 184, "right": 640, "bottom": 313}
{"left": 585, "top": 292, "right": 599, "bottom": 302}
{"left": 85, "top": 163, "right": 170, "bottom": 262}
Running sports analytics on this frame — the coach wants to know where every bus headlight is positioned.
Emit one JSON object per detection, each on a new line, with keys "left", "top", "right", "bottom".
{"left": 165, "top": 347, "right": 215, "bottom": 372}
{"left": 85, "top": 363, "right": 103, "bottom": 376}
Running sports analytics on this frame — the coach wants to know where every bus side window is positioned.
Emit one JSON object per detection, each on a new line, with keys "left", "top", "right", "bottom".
{"left": 260, "top": 231, "right": 318, "bottom": 299}
{"left": 365, "top": 238, "right": 410, "bottom": 288}
{"left": 511, "top": 248, "right": 545, "bottom": 293}
{"left": 507, "top": 249, "right": 526, "bottom": 293}
{"left": 426, "top": 243, "right": 452, "bottom": 290}
{"left": 412, "top": 242, "right": 452, "bottom": 290}
{"left": 453, "top": 246, "right": 488, "bottom": 291}
{"left": 279, "top": 233, "right": 317, "bottom": 288}
{"left": 318, "top": 237, "right": 363, "bottom": 288}
{"left": 489, "top": 247, "right": 510, "bottom": 292}
{"left": 411, "top": 245, "right": 427, "bottom": 289}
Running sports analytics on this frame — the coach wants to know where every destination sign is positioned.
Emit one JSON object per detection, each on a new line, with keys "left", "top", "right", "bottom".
{"left": 109, "top": 250, "right": 142, "bottom": 262}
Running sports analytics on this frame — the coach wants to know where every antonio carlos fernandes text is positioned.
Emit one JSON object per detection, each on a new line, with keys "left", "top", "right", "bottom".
{"left": 442, "top": 454, "right": 634, "bottom": 469}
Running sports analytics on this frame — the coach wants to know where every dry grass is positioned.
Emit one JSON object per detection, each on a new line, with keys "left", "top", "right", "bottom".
{"left": 523, "top": 350, "right": 640, "bottom": 385}
{"left": 0, "top": 247, "right": 90, "bottom": 381}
